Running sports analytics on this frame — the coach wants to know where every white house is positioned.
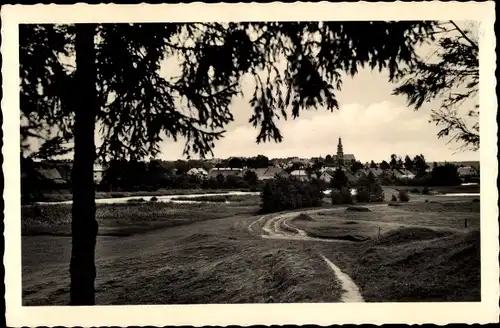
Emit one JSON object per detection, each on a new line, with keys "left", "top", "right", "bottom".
{"left": 458, "top": 166, "right": 478, "bottom": 177}
{"left": 290, "top": 169, "right": 316, "bottom": 181}
{"left": 319, "top": 171, "right": 333, "bottom": 183}
{"left": 187, "top": 167, "right": 208, "bottom": 179}
{"left": 93, "top": 164, "right": 106, "bottom": 184}
{"left": 320, "top": 166, "right": 338, "bottom": 173}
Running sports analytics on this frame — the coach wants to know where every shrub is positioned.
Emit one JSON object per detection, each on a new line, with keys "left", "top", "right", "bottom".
{"left": 127, "top": 197, "right": 145, "bottom": 203}
{"left": 398, "top": 190, "right": 410, "bottom": 202}
{"left": 330, "top": 169, "right": 350, "bottom": 190}
{"left": 410, "top": 188, "right": 420, "bottom": 194}
{"left": 260, "top": 176, "right": 323, "bottom": 213}
{"left": 341, "top": 188, "right": 353, "bottom": 204}
{"left": 422, "top": 186, "right": 430, "bottom": 194}
{"left": 391, "top": 194, "right": 397, "bottom": 202}
{"left": 330, "top": 190, "right": 343, "bottom": 205}
{"left": 150, "top": 196, "right": 158, "bottom": 202}
{"left": 331, "top": 187, "right": 353, "bottom": 205}
{"left": 356, "top": 190, "right": 371, "bottom": 203}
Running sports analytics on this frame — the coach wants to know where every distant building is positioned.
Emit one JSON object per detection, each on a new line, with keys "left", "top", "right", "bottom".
{"left": 319, "top": 171, "right": 334, "bottom": 183}
{"left": 187, "top": 168, "right": 208, "bottom": 179}
{"left": 208, "top": 168, "right": 243, "bottom": 179}
{"left": 320, "top": 166, "right": 338, "bottom": 173}
{"left": 37, "top": 167, "right": 67, "bottom": 185}
{"left": 290, "top": 169, "right": 316, "bottom": 181}
{"left": 458, "top": 166, "right": 478, "bottom": 178}
{"left": 329, "top": 137, "right": 356, "bottom": 167}
{"left": 392, "top": 169, "right": 415, "bottom": 180}
{"left": 244, "top": 166, "right": 289, "bottom": 181}
{"left": 93, "top": 164, "right": 106, "bottom": 184}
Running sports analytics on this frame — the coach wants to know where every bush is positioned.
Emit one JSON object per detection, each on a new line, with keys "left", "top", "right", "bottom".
{"left": 391, "top": 194, "right": 397, "bottom": 202}
{"left": 260, "top": 176, "right": 323, "bottom": 213}
{"left": 356, "top": 190, "right": 371, "bottom": 203}
{"left": 331, "top": 187, "right": 353, "bottom": 205}
{"left": 422, "top": 186, "right": 430, "bottom": 194}
{"left": 150, "top": 196, "right": 158, "bottom": 202}
{"left": 127, "top": 198, "right": 145, "bottom": 203}
{"left": 330, "top": 190, "right": 343, "bottom": 205}
{"left": 398, "top": 190, "right": 410, "bottom": 202}
{"left": 410, "top": 188, "right": 420, "bottom": 194}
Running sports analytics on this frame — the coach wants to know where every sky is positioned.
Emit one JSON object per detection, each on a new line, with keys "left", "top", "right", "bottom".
{"left": 25, "top": 21, "right": 480, "bottom": 163}
{"left": 156, "top": 67, "right": 478, "bottom": 163}
{"left": 151, "top": 21, "right": 480, "bottom": 163}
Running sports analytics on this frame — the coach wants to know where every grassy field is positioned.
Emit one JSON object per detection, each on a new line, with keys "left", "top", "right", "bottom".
{"left": 290, "top": 200, "right": 480, "bottom": 302}
{"left": 22, "top": 189, "right": 481, "bottom": 304}
{"left": 22, "top": 194, "right": 261, "bottom": 236}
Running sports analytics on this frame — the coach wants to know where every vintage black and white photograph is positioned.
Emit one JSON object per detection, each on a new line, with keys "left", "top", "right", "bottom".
{"left": 2, "top": 2, "right": 498, "bottom": 326}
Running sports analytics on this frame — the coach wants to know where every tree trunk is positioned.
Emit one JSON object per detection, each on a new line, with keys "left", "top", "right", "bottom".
{"left": 70, "top": 23, "right": 98, "bottom": 305}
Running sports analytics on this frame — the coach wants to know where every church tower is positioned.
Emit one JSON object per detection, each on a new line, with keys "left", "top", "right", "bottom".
{"left": 337, "top": 137, "right": 344, "bottom": 167}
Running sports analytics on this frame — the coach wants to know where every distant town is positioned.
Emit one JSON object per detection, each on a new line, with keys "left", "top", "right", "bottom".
{"left": 21, "top": 137, "right": 480, "bottom": 201}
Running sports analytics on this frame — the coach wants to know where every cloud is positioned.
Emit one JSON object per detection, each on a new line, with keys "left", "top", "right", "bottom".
{"left": 158, "top": 100, "right": 479, "bottom": 162}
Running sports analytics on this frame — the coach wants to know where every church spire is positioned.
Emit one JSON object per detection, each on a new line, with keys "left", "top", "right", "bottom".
{"left": 337, "top": 137, "right": 344, "bottom": 167}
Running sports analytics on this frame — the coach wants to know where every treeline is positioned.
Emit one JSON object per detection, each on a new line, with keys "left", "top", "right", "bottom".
{"left": 106, "top": 155, "right": 271, "bottom": 175}
{"left": 100, "top": 161, "right": 263, "bottom": 191}
{"left": 382, "top": 163, "right": 466, "bottom": 186}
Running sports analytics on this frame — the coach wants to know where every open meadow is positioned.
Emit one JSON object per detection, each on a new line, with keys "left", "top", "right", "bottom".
{"left": 22, "top": 188, "right": 480, "bottom": 305}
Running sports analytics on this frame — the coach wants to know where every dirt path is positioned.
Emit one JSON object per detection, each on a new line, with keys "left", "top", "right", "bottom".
{"left": 248, "top": 207, "right": 376, "bottom": 302}
{"left": 253, "top": 205, "right": 388, "bottom": 242}
{"left": 319, "top": 254, "right": 364, "bottom": 302}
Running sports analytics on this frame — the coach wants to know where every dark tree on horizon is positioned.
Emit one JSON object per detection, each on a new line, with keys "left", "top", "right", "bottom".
{"left": 379, "top": 160, "right": 391, "bottom": 171}
{"left": 20, "top": 21, "right": 439, "bottom": 305}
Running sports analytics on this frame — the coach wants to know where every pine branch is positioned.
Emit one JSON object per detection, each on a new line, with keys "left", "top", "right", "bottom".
{"left": 449, "top": 20, "right": 479, "bottom": 51}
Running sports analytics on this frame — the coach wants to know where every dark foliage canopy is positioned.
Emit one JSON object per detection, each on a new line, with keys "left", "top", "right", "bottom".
{"left": 393, "top": 21, "right": 479, "bottom": 151}
{"left": 20, "top": 21, "right": 438, "bottom": 161}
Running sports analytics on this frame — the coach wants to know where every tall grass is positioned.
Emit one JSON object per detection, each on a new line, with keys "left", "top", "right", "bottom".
{"left": 22, "top": 197, "right": 260, "bottom": 236}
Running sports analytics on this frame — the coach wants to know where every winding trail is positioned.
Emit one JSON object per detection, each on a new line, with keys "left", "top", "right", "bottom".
{"left": 319, "top": 253, "right": 364, "bottom": 302}
{"left": 248, "top": 206, "right": 373, "bottom": 302}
